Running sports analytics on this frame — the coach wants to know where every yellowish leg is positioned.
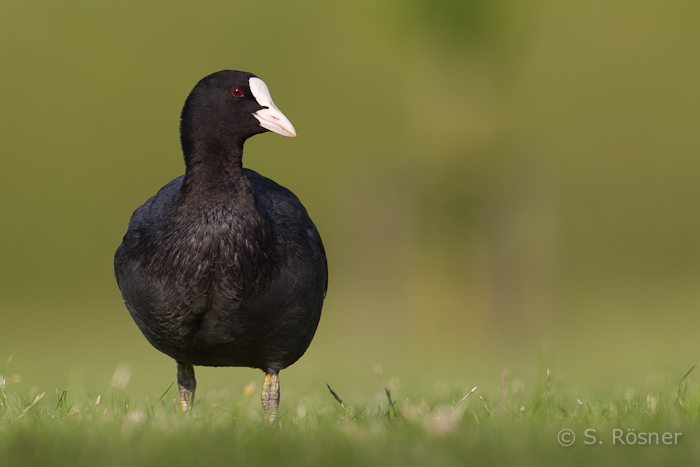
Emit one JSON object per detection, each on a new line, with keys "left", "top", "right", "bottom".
{"left": 177, "top": 362, "right": 196, "bottom": 412}
{"left": 261, "top": 372, "right": 280, "bottom": 425}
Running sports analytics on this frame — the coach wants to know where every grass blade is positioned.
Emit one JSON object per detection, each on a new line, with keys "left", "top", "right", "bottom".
{"left": 677, "top": 363, "right": 698, "bottom": 405}
{"left": 326, "top": 383, "right": 347, "bottom": 413}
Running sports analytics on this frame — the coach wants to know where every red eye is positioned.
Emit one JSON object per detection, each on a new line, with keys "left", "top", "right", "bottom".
{"left": 232, "top": 87, "right": 243, "bottom": 97}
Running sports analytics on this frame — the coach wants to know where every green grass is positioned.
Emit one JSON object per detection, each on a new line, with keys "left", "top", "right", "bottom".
{"left": 2, "top": 364, "right": 700, "bottom": 467}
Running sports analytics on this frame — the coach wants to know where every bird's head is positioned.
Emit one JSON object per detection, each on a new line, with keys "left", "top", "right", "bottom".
{"left": 180, "top": 70, "right": 296, "bottom": 158}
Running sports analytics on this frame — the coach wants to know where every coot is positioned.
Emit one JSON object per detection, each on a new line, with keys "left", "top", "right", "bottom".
{"left": 114, "top": 70, "right": 327, "bottom": 423}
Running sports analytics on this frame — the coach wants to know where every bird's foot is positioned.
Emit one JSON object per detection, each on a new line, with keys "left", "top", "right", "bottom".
{"left": 177, "top": 362, "right": 196, "bottom": 412}
{"left": 261, "top": 372, "right": 280, "bottom": 425}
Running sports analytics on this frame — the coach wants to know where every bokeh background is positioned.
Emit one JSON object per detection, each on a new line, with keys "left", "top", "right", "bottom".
{"left": 2, "top": 0, "right": 700, "bottom": 402}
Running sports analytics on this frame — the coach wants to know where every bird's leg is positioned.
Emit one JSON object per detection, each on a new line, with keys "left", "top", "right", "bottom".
{"left": 261, "top": 371, "right": 280, "bottom": 425}
{"left": 177, "top": 362, "right": 196, "bottom": 412}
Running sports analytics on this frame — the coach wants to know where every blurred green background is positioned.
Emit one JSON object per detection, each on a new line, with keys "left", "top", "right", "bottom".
{"left": 2, "top": 0, "right": 700, "bottom": 402}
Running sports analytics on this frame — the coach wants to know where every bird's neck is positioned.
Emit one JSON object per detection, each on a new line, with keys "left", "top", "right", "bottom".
{"left": 180, "top": 139, "right": 250, "bottom": 200}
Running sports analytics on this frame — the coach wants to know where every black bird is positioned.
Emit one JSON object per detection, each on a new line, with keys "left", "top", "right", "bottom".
{"left": 114, "top": 70, "right": 327, "bottom": 423}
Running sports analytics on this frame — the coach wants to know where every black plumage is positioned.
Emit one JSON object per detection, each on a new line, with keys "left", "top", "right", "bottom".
{"left": 114, "top": 70, "right": 327, "bottom": 419}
